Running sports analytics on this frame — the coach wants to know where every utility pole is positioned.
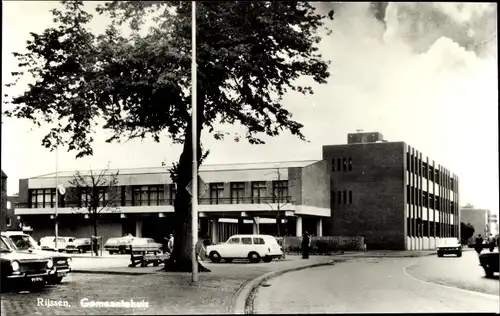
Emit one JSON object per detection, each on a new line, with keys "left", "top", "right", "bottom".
{"left": 55, "top": 145, "right": 59, "bottom": 251}
{"left": 190, "top": 0, "right": 199, "bottom": 283}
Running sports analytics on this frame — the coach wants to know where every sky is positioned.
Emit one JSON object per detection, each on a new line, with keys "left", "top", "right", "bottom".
{"left": 1, "top": 2, "right": 498, "bottom": 216}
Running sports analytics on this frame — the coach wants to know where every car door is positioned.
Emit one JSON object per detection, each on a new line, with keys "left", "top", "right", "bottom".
{"left": 240, "top": 237, "right": 254, "bottom": 258}
{"left": 253, "top": 237, "right": 267, "bottom": 256}
{"left": 222, "top": 237, "right": 241, "bottom": 258}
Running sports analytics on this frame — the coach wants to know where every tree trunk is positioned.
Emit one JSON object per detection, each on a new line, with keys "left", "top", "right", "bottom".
{"left": 93, "top": 214, "right": 98, "bottom": 256}
{"left": 163, "top": 87, "right": 210, "bottom": 273}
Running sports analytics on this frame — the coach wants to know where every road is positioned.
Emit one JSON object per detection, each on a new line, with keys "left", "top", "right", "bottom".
{"left": 252, "top": 250, "right": 499, "bottom": 314}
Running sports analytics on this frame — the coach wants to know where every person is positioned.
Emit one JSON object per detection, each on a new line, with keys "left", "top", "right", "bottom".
{"left": 167, "top": 234, "right": 174, "bottom": 254}
{"left": 488, "top": 234, "right": 496, "bottom": 252}
{"left": 475, "top": 234, "right": 484, "bottom": 255}
{"left": 301, "top": 231, "right": 311, "bottom": 259}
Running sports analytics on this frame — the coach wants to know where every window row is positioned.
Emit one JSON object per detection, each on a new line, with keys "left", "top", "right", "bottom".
{"left": 406, "top": 186, "right": 456, "bottom": 211}
{"left": 406, "top": 153, "right": 456, "bottom": 190}
{"left": 406, "top": 218, "right": 457, "bottom": 238}
{"left": 332, "top": 190, "right": 353, "bottom": 205}
{"left": 331, "top": 157, "right": 353, "bottom": 172}
{"left": 208, "top": 181, "right": 289, "bottom": 204}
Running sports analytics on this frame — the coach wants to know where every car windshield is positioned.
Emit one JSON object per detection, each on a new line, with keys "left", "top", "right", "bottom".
{"left": 0, "top": 237, "right": 13, "bottom": 252}
{"left": 106, "top": 238, "right": 120, "bottom": 244}
{"left": 439, "top": 238, "right": 459, "bottom": 245}
{"left": 8, "top": 235, "right": 38, "bottom": 250}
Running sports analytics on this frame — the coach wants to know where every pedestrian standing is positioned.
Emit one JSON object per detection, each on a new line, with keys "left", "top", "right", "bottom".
{"left": 167, "top": 233, "right": 174, "bottom": 254}
{"left": 488, "top": 234, "right": 495, "bottom": 252}
{"left": 302, "top": 231, "right": 311, "bottom": 259}
{"left": 475, "top": 234, "right": 483, "bottom": 255}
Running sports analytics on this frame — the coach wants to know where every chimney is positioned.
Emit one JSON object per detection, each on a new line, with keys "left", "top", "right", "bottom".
{"left": 347, "top": 132, "right": 386, "bottom": 144}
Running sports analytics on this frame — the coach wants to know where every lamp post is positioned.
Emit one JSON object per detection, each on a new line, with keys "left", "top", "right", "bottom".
{"left": 54, "top": 145, "right": 59, "bottom": 251}
{"left": 191, "top": 0, "right": 199, "bottom": 283}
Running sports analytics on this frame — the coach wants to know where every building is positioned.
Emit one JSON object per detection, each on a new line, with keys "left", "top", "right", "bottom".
{"left": 14, "top": 161, "right": 330, "bottom": 243}
{"left": 460, "top": 205, "right": 491, "bottom": 238}
{"left": 14, "top": 132, "right": 460, "bottom": 251}
{"left": 1, "top": 170, "right": 23, "bottom": 231}
{"left": 322, "top": 132, "right": 459, "bottom": 250}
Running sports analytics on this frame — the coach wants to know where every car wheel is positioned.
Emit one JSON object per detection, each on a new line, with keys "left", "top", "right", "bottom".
{"left": 437, "top": 252, "right": 443, "bottom": 257}
{"left": 48, "top": 276, "right": 64, "bottom": 285}
{"left": 263, "top": 256, "right": 272, "bottom": 263}
{"left": 248, "top": 252, "right": 261, "bottom": 263}
{"left": 209, "top": 251, "right": 221, "bottom": 263}
{"left": 485, "top": 267, "right": 495, "bottom": 278}
{"left": 457, "top": 252, "right": 462, "bottom": 257}
{"left": 109, "top": 251, "right": 114, "bottom": 255}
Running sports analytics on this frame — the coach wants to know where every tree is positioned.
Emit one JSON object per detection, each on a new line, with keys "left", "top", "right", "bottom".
{"left": 4, "top": 1, "right": 334, "bottom": 271}
{"left": 67, "top": 166, "right": 121, "bottom": 255}
{"left": 460, "top": 222, "right": 475, "bottom": 245}
{"left": 266, "top": 167, "right": 292, "bottom": 237}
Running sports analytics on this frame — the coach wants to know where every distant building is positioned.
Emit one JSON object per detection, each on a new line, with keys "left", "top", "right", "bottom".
{"left": 323, "top": 132, "right": 459, "bottom": 251}
{"left": 1, "top": 171, "right": 21, "bottom": 231}
{"left": 460, "top": 205, "right": 491, "bottom": 238}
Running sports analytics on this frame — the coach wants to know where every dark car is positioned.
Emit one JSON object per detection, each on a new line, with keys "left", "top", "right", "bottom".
{"left": 65, "top": 238, "right": 99, "bottom": 253}
{"left": 0, "top": 236, "right": 53, "bottom": 291}
{"left": 1, "top": 232, "right": 71, "bottom": 284}
{"left": 479, "top": 249, "right": 499, "bottom": 278}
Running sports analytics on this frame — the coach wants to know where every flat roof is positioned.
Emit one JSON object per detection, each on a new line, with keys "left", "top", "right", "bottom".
{"left": 30, "top": 160, "right": 321, "bottom": 179}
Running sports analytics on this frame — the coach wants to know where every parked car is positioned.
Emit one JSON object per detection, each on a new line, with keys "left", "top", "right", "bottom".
{"left": 206, "top": 234, "right": 283, "bottom": 263}
{"left": 129, "top": 238, "right": 162, "bottom": 254}
{"left": 65, "top": 238, "right": 99, "bottom": 253}
{"left": 39, "top": 236, "right": 75, "bottom": 252}
{"left": 0, "top": 235, "right": 53, "bottom": 291}
{"left": 437, "top": 237, "right": 462, "bottom": 257}
{"left": 479, "top": 248, "right": 499, "bottom": 278}
{"left": 104, "top": 236, "right": 135, "bottom": 254}
{"left": 2, "top": 232, "right": 71, "bottom": 284}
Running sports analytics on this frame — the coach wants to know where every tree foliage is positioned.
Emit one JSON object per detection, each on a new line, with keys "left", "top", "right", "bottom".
{"left": 460, "top": 221, "right": 475, "bottom": 243}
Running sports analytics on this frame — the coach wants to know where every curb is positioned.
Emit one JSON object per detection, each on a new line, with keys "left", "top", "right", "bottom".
{"left": 71, "top": 269, "right": 154, "bottom": 276}
{"left": 231, "top": 260, "right": 338, "bottom": 315}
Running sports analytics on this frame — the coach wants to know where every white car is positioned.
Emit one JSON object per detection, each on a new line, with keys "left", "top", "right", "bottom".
{"left": 437, "top": 237, "right": 462, "bottom": 257}
{"left": 39, "top": 236, "right": 75, "bottom": 252}
{"left": 206, "top": 234, "right": 283, "bottom": 263}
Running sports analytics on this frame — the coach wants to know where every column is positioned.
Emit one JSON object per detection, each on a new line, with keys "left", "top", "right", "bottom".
{"left": 211, "top": 219, "right": 218, "bottom": 244}
{"left": 316, "top": 218, "right": 323, "bottom": 237}
{"left": 253, "top": 217, "right": 260, "bottom": 234}
{"left": 135, "top": 219, "right": 143, "bottom": 238}
{"left": 238, "top": 217, "right": 245, "bottom": 234}
{"left": 296, "top": 216, "right": 303, "bottom": 237}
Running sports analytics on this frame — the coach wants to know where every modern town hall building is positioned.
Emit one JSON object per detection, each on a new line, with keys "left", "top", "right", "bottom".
{"left": 13, "top": 132, "right": 459, "bottom": 250}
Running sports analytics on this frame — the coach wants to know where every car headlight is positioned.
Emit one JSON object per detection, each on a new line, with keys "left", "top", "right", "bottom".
{"left": 67, "top": 258, "right": 72, "bottom": 265}
{"left": 47, "top": 259, "right": 54, "bottom": 269}
{"left": 11, "top": 261, "right": 20, "bottom": 271}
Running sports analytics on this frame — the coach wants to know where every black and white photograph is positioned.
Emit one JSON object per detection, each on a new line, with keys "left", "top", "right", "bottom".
{"left": 0, "top": 1, "right": 498, "bottom": 315}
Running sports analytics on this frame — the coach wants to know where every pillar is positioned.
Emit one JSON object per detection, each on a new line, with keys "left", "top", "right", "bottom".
{"left": 211, "top": 219, "right": 218, "bottom": 244}
{"left": 316, "top": 218, "right": 323, "bottom": 237}
{"left": 296, "top": 216, "right": 303, "bottom": 236}
{"left": 238, "top": 217, "right": 245, "bottom": 234}
{"left": 135, "top": 219, "right": 143, "bottom": 238}
{"left": 253, "top": 217, "right": 260, "bottom": 234}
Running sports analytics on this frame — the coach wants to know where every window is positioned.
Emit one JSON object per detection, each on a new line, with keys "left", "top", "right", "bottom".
{"left": 170, "top": 184, "right": 176, "bottom": 204}
{"left": 6, "top": 217, "right": 11, "bottom": 226}
{"left": 230, "top": 182, "right": 245, "bottom": 204}
{"left": 253, "top": 237, "right": 265, "bottom": 245}
{"left": 80, "top": 187, "right": 109, "bottom": 207}
{"left": 348, "top": 158, "right": 352, "bottom": 171}
{"left": 423, "top": 191, "right": 428, "bottom": 208}
{"left": 272, "top": 180, "right": 288, "bottom": 203}
{"left": 241, "top": 237, "right": 252, "bottom": 245}
{"left": 429, "top": 166, "right": 434, "bottom": 181}
{"left": 337, "top": 191, "right": 341, "bottom": 205}
{"left": 131, "top": 185, "right": 163, "bottom": 206}
{"left": 337, "top": 158, "right": 341, "bottom": 172}
{"left": 343, "top": 158, "right": 347, "bottom": 171}
{"left": 429, "top": 193, "right": 435, "bottom": 209}
{"left": 332, "top": 191, "right": 336, "bottom": 205}
{"left": 343, "top": 191, "right": 347, "bottom": 204}
{"left": 227, "top": 237, "right": 240, "bottom": 244}
{"left": 331, "top": 159, "right": 336, "bottom": 172}
{"left": 348, "top": 191, "right": 352, "bottom": 204}
{"left": 450, "top": 178, "right": 454, "bottom": 191}
{"left": 209, "top": 183, "right": 225, "bottom": 204}
{"left": 29, "top": 189, "right": 56, "bottom": 208}
{"left": 434, "top": 170, "right": 440, "bottom": 184}
{"left": 251, "top": 181, "right": 267, "bottom": 203}
{"left": 406, "top": 152, "right": 410, "bottom": 171}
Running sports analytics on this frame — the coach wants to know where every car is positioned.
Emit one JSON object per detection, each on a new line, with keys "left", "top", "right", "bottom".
{"left": 437, "top": 237, "right": 462, "bottom": 257}
{"left": 206, "top": 234, "right": 283, "bottom": 263}
{"left": 104, "top": 236, "right": 135, "bottom": 254}
{"left": 65, "top": 238, "right": 99, "bottom": 253}
{"left": 2, "top": 232, "right": 72, "bottom": 284}
{"left": 0, "top": 235, "right": 53, "bottom": 291}
{"left": 39, "top": 236, "right": 75, "bottom": 252}
{"left": 479, "top": 249, "right": 499, "bottom": 278}
{"left": 129, "top": 238, "right": 162, "bottom": 254}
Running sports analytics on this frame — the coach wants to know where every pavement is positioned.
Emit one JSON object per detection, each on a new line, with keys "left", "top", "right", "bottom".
{"left": 251, "top": 250, "right": 499, "bottom": 314}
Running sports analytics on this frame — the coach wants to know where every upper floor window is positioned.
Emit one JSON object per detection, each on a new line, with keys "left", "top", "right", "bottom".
{"left": 251, "top": 181, "right": 267, "bottom": 203}
{"left": 6, "top": 217, "right": 11, "bottom": 226}
{"left": 272, "top": 180, "right": 288, "bottom": 203}
{"left": 230, "top": 182, "right": 245, "bottom": 204}
{"left": 132, "top": 185, "right": 164, "bottom": 206}
{"left": 209, "top": 183, "right": 225, "bottom": 204}
{"left": 332, "top": 157, "right": 352, "bottom": 172}
{"left": 169, "top": 184, "right": 176, "bottom": 204}
{"left": 348, "top": 157, "right": 352, "bottom": 171}
{"left": 29, "top": 188, "right": 55, "bottom": 208}
{"left": 80, "top": 187, "right": 109, "bottom": 208}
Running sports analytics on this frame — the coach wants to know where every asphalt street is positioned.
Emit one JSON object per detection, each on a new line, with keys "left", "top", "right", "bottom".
{"left": 252, "top": 251, "right": 499, "bottom": 314}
